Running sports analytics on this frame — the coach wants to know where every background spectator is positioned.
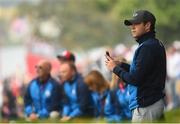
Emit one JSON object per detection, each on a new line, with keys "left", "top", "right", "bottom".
{"left": 84, "top": 70, "right": 109, "bottom": 118}
{"left": 59, "top": 62, "right": 94, "bottom": 122}
{"left": 24, "top": 60, "right": 61, "bottom": 121}
{"left": 104, "top": 56, "right": 132, "bottom": 122}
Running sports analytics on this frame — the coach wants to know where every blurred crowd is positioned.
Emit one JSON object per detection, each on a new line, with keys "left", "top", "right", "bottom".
{"left": 0, "top": 41, "right": 180, "bottom": 122}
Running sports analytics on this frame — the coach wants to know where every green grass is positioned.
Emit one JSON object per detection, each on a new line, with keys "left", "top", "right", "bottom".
{"left": 164, "top": 108, "right": 180, "bottom": 123}
{"left": 1, "top": 108, "right": 180, "bottom": 123}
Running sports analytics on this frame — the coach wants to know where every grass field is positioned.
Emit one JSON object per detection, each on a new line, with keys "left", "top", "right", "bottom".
{"left": 1, "top": 108, "right": 180, "bottom": 123}
{"left": 164, "top": 108, "right": 180, "bottom": 123}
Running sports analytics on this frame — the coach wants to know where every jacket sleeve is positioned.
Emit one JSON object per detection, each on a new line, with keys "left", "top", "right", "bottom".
{"left": 113, "top": 45, "right": 154, "bottom": 86}
{"left": 104, "top": 91, "right": 122, "bottom": 122}
{"left": 62, "top": 105, "right": 70, "bottom": 117}
{"left": 48, "top": 81, "right": 62, "bottom": 112}
{"left": 71, "top": 80, "right": 92, "bottom": 117}
{"left": 64, "top": 81, "right": 83, "bottom": 118}
{"left": 106, "top": 115, "right": 123, "bottom": 123}
{"left": 69, "top": 107, "right": 82, "bottom": 118}
{"left": 61, "top": 88, "right": 70, "bottom": 117}
{"left": 61, "top": 84, "right": 71, "bottom": 117}
{"left": 120, "top": 62, "right": 130, "bottom": 72}
{"left": 24, "top": 84, "right": 33, "bottom": 117}
{"left": 65, "top": 99, "right": 82, "bottom": 118}
{"left": 67, "top": 81, "right": 89, "bottom": 118}
{"left": 104, "top": 93, "right": 114, "bottom": 116}
{"left": 38, "top": 109, "right": 49, "bottom": 118}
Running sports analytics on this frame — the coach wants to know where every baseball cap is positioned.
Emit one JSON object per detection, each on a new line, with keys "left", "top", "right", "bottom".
{"left": 57, "top": 50, "right": 75, "bottom": 62}
{"left": 124, "top": 10, "right": 156, "bottom": 26}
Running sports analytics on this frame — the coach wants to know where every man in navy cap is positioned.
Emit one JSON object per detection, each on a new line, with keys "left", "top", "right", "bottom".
{"left": 105, "top": 10, "right": 166, "bottom": 122}
{"left": 57, "top": 50, "right": 76, "bottom": 64}
{"left": 56, "top": 50, "right": 77, "bottom": 83}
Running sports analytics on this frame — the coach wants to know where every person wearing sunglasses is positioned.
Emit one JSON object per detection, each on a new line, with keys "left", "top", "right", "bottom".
{"left": 24, "top": 60, "right": 63, "bottom": 121}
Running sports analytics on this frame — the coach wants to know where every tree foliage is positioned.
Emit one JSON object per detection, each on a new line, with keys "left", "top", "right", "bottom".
{"left": 17, "top": 0, "right": 180, "bottom": 49}
{"left": 98, "top": 0, "right": 180, "bottom": 44}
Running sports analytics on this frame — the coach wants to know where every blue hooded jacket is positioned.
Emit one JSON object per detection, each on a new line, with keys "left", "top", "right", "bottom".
{"left": 24, "top": 76, "right": 61, "bottom": 118}
{"left": 104, "top": 86, "right": 132, "bottom": 122}
{"left": 90, "top": 90, "right": 109, "bottom": 117}
{"left": 62, "top": 74, "right": 94, "bottom": 118}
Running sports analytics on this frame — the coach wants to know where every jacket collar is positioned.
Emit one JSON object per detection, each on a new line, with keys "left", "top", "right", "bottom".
{"left": 69, "top": 73, "right": 78, "bottom": 84}
{"left": 37, "top": 75, "right": 51, "bottom": 84}
{"left": 136, "top": 31, "right": 155, "bottom": 44}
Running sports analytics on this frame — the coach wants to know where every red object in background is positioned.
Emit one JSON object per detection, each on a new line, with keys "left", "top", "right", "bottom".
{"left": 119, "top": 82, "right": 125, "bottom": 92}
{"left": 26, "top": 53, "right": 60, "bottom": 79}
{"left": 10, "top": 77, "right": 21, "bottom": 97}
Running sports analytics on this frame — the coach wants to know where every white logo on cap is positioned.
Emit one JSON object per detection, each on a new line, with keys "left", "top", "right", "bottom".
{"left": 133, "top": 13, "right": 138, "bottom": 17}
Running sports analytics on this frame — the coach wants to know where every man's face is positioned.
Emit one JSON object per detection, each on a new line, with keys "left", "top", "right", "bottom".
{"left": 35, "top": 65, "right": 45, "bottom": 77}
{"left": 59, "top": 63, "right": 74, "bottom": 82}
{"left": 130, "top": 22, "right": 149, "bottom": 39}
{"left": 35, "top": 61, "right": 50, "bottom": 78}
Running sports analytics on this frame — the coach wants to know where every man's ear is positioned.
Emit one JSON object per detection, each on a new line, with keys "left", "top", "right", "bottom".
{"left": 145, "top": 22, "right": 151, "bottom": 32}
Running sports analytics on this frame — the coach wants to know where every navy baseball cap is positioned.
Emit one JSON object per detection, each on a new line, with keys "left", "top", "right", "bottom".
{"left": 124, "top": 10, "right": 156, "bottom": 26}
{"left": 57, "top": 50, "right": 75, "bottom": 62}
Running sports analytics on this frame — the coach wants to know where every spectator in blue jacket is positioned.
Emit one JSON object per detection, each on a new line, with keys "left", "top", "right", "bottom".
{"left": 84, "top": 70, "right": 109, "bottom": 118}
{"left": 24, "top": 60, "right": 62, "bottom": 121}
{"left": 105, "top": 10, "right": 166, "bottom": 122}
{"left": 104, "top": 56, "right": 132, "bottom": 122}
{"left": 56, "top": 50, "right": 76, "bottom": 84}
{"left": 59, "top": 62, "right": 94, "bottom": 121}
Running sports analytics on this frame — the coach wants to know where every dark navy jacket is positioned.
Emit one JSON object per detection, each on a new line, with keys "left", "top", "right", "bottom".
{"left": 62, "top": 74, "right": 94, "bottom": 118}
{"left": 24, "top": 76, "right": 62, "bottom": 118}
{"left": 113, "top": 32, "right": 166, "bottom": 110}
{"left": 104, "top": 86, "right": 132, "bottom": 122}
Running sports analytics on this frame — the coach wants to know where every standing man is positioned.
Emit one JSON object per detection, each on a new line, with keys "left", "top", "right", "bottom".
{"left": 105, "top": 10, "right": 166, "bottom": 122}
{"left": 24, "top": 60, "right": 62, "bottom": 120}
